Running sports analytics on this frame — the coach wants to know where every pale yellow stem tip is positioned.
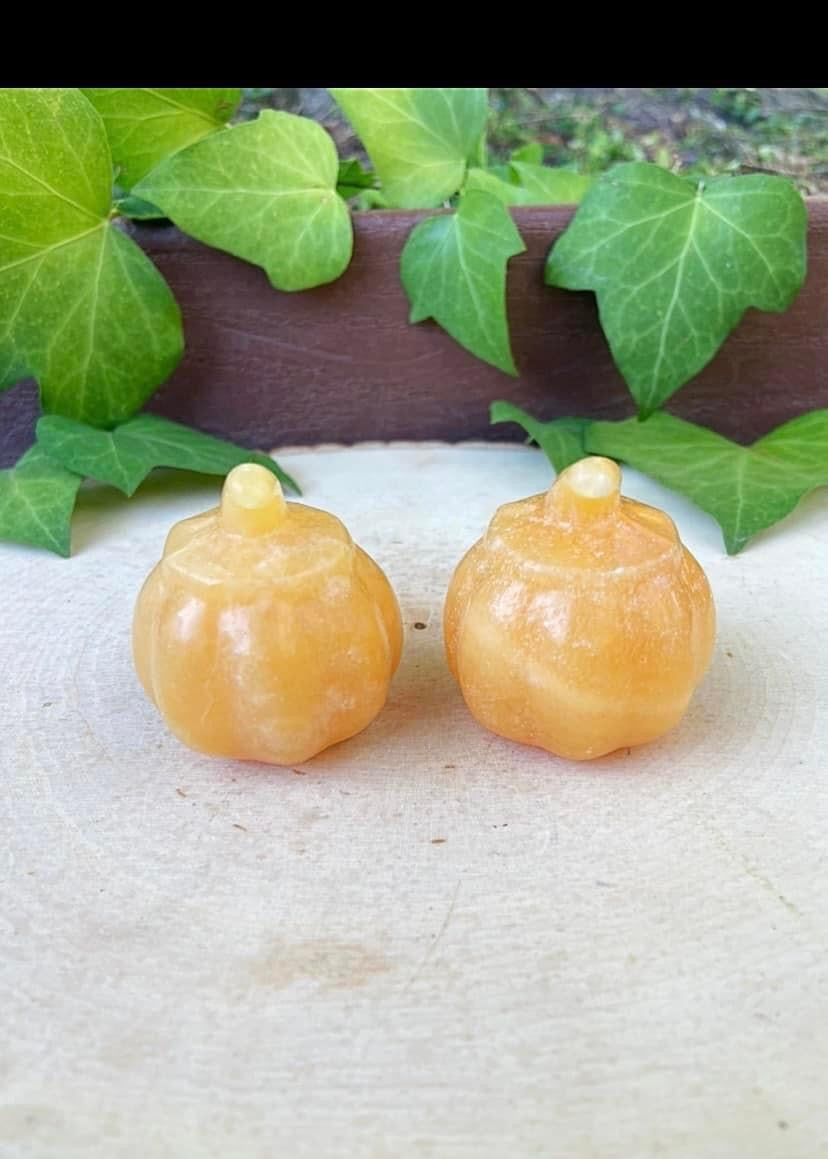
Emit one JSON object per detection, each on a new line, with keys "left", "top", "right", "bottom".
{"left": 545, "top": 456, "right": 622, "bottom": 522}
{"left": 221, "top": 463, "right": 287, "bottom": 535}
{"left": 562, "top": 456, "right": 621, "bottom": 499}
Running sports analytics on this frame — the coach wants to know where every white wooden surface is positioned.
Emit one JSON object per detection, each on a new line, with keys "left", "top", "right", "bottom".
{"left": 1, "top": 443, "right": 827, "bottom": 1159}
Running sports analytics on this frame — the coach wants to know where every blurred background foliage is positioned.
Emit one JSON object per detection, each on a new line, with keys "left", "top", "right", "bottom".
{"left": 240, "top": 88, "right": 828, "bottom": 195}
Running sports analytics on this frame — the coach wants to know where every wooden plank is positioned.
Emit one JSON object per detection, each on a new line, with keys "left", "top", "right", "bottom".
{"left": 2, "top": 202, "right": 828, "bottom": 466}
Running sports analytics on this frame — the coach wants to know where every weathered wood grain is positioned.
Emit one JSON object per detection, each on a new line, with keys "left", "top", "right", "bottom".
{"left": 2, "top": 202, "right": 827, "bottom": 466}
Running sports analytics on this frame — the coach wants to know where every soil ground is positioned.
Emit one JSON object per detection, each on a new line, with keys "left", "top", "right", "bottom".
{"left": 240, "top": 88, "right": 828, "bottom": 194}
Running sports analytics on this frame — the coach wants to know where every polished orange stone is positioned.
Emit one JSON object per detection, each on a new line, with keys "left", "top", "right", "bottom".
{"left": 133, "top": 464, "right": 402, "bottom": 765}
{"left": 444, "top": 456, "right": 715, "bottom": 760}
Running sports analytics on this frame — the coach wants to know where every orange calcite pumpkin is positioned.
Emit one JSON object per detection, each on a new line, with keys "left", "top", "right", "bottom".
{"left": 444, "top": 456, "right": 715, "bottom": 760}
{"left": 133, "top": 464, "right": 402, "bottom": 765}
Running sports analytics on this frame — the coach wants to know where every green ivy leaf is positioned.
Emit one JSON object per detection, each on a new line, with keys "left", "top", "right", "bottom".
{"left": 400, "top": 190, "right": 525, "bottom": 374}
{"left": 330, "top": 88, "right": 488, "bottom": 208}
{"left": 36, "top": 414, "right": 300, "bottom": 498}
{"left": 511, "top": 142, "right": 544, "bottom": 165}
{"left": 336, "top": 158, "right": 376, "bottom": 199}
{"left": 489, "top": 401, "right": 591, "bottom": 471}
{"left": 351, "top": 189, "right": 389, "bottom": 210}
{"left": 0, "top": 445, "right": 83, "bottom": 557}
{"left": 466, "top": 168, "right": 536, "bottom": 205}
{"left": 336, "top": 160, "right": 387, "bottom": 208}
{"left": 546, "top": 163, "right": 807, "bottom": 415}
{"left": 136, "top": 110, "right": 353, "bottom": 291}
{"left": 467, "top": 166, "right": 591, "bottom": 207}
{"left": 509, "top": 162, "right": 592, "bottom": 205}
{"left": 586, "top": 410, "right": 828, "bottom": 553}
{"left": 82, "top": 88, "right": 241, "bottom": 189}
{"left": 114, "top": 194, "right": 166, "bottom": 220}
{"left": 0, "top": 88, "right": 183, "bottom": 425}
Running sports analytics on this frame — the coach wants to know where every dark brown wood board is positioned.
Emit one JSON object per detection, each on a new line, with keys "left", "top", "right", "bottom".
{"left": 2, "top": 202, "right": 827, "bottom": 467}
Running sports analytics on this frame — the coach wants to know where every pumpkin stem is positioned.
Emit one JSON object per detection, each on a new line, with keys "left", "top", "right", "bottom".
{"left": 545, "top": 456, "right": 621, "bottom": 523}
{"left": 221, "top": 463, "right": 287, "bottom": 536}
